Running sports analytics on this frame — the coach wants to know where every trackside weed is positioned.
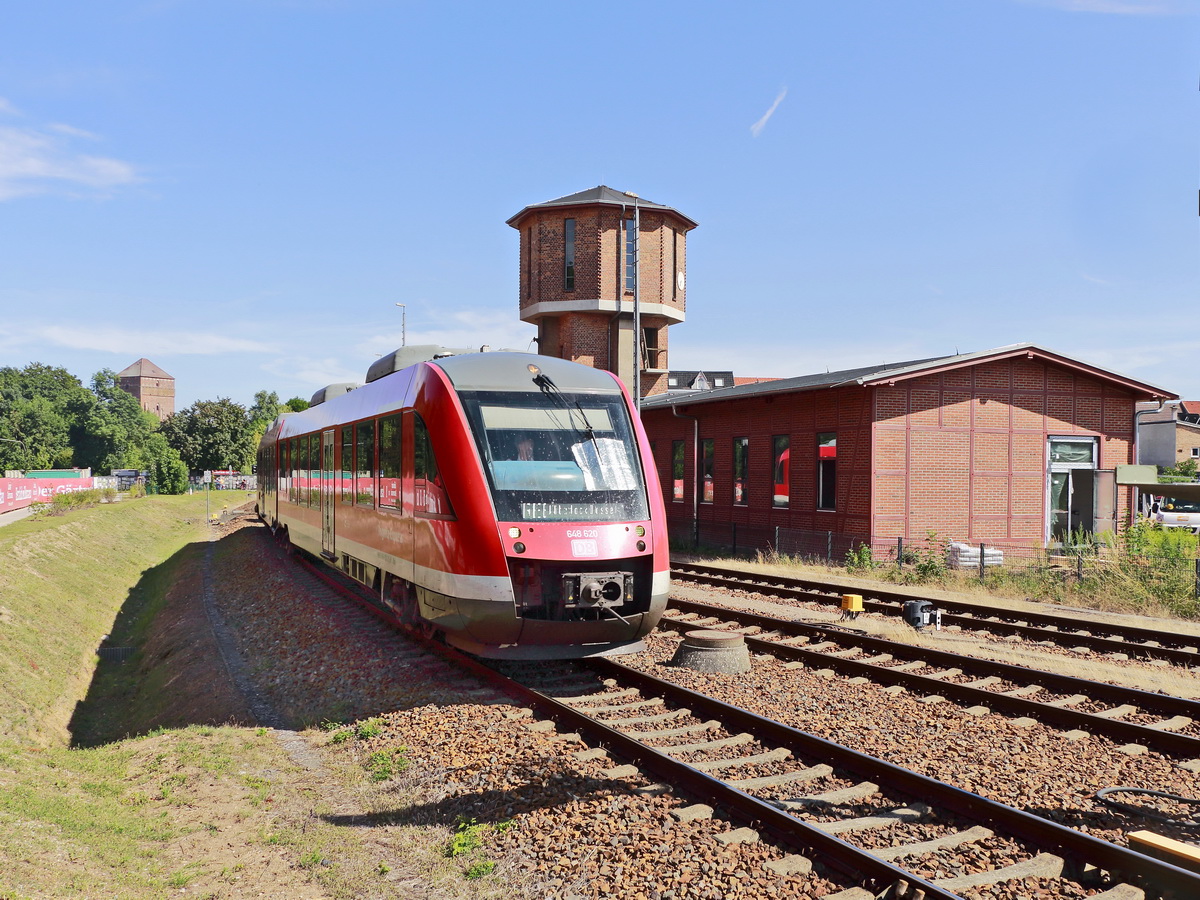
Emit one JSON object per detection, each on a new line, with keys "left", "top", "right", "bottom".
{"left": 353, "top": 718, "right": 384, "bottom": 740}
{"left": 366, "top": 747, "right": 410, "bottom": 782}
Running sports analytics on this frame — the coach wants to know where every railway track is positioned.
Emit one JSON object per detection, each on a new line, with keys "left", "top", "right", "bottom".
{"left": 660, "top": 597, "right": 1200, "bottom": 760}
{"left": 671, "top": 560, "right": 1200, "bottom": 668}
{"left": 285, "top": 545, "right": 1200, "bottom": 898}
{"left": 474, "top": 653, "right": 1200, "bottom": 899}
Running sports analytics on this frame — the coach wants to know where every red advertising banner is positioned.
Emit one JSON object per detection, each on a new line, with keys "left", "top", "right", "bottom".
{"left": 0, "top": 477, "right": 96, "bottom": 513}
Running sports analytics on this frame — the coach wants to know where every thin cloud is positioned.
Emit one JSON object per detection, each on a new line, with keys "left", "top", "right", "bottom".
{"left": 353, "top": 308, "right": 536, "bottom": 359}
{"left": 750, "top": 88, "right": 788, "bottom": 138}
{"left": 261, "top": 356, "right": 364, "bottom": 390}
{"left": 0, "top": 106, "right": 138, "bottom": 201}
{"left": 1017, "top": 0, "right": 1188, "bottom": 13}
{"left": 34, "top": 325, "right": 275, "bottom": 356}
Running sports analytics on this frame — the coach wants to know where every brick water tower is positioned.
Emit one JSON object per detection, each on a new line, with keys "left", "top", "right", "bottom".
{"left": 507, "top": 186, "right": 697, "bottom": 398}
{"left": 117, "top": 358, "right": 175, "bottom": 422}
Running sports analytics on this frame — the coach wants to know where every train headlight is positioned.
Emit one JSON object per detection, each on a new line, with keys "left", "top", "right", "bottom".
{"left": 635, "top": 526, "right": 645, "bottom": 537}
{"left": 513, "top": 542, "right": 526, "bottom": 554}
{"left": 637, "top": 540, "right": 646, "bottom": 552}
{"left": 508, "top": 527, "right": 522, "bottom": 538}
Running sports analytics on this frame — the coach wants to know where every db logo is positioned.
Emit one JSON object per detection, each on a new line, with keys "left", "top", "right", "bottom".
{"left": 571, "top": 539, "right": 598, "bottom": 557}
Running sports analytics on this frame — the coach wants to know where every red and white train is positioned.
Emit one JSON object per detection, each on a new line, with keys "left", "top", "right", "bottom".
{"left": 256, "top": 350, "right": 669, "bottom": 659}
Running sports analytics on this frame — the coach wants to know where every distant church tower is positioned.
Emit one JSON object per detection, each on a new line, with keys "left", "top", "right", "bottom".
{"left": 117, "top": 358, "right": 175, "bottom": 422}
{"left": 506, "top": 186, "right": 697, "bottom": 397}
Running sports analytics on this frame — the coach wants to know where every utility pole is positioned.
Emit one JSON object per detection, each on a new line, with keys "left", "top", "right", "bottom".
{"left": 632, "top": 199, "right": 641, "bottom": 412}
{"left": 395, "top": 303, "right": 406, "bottom": 346}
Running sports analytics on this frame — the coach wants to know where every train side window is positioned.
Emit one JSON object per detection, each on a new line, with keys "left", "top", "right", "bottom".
{"left": 313, "top": 433, "right": 325, "bottom": 508}
{"left": 414, "top": 413, "right": 454, "bottom": 517}
{"left": 340, "top": 426, "right": 353, "bottom": 504}
{"left": 306, "top": 434, "right": 318, "bottom": 508}
{"left": 772, "top": 435, "right": 790, "bottom": 509}
{"left": 701, "top": 438, "right": 714, "bottom": 504}
{"left": 355, "top": 421, "right": 375, "bottom": 507}
{"left": 733, "top": 437, "right": 749, "bottom": 505}
{"left": 378, "top": 414, "right": 402, "bottom": 509}
{"left": 294, "top": 436, "right": 305, "bottom": 505}
{"left": 817, "top": 432, "right": 837, "bottom": 511}
{"left": 281, "top": 440, "right": 291, "bottom": 501}
{"left": 289, "top": 438, "right": 299, "bottom": 503}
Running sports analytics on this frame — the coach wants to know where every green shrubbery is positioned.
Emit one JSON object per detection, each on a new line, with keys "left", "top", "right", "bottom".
{"left": 864, "top": 523, "right": 1199, "bottom": 617}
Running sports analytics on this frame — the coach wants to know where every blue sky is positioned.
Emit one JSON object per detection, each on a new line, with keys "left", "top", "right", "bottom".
{"left": 1, "top": 0, "right": 1197, "bottom": 409}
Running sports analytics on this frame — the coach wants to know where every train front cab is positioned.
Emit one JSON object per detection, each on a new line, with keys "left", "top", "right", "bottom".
{"left": 444, "top": 360, "right": 670, "bottom": 659}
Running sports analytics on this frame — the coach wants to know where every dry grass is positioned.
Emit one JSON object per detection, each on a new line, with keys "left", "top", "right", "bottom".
{"left": 698, "top": 550, "right": 1200, "bottom": 639}
{"left": 0, "top": 495, "right": 536, "bottom": 900}
{"left": 0, "top": 494, "right": 211, "bottom": 744}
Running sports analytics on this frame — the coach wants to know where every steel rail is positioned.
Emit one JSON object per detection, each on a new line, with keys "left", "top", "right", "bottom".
{"left": 588, "top": 656, "right": 1200, "bottom": 899}
{"left": 661, "top": 603, "right": 1200, "bottom": 758}
{"left": 288, "top": 549, "right": 957, "bottom": 892}
{"left": 432, "top": 643, "right": 962, "bottom": 898}
{"left": 672, "top": 561, "right": 1200, "bottom": 667}
{"left": 669, "top": 597, "right": 1200, "bottom": 721}
{"left": 286, "top": 545, "right": 1199, "bottom": 897}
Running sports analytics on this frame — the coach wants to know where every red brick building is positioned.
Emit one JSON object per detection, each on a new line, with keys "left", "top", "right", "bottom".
{"left": 641, "top": 344, "right": 1176, "bottom": 549}
{"left": 117, "top": 358, "right": 175, "bottom": 422}
{"left": 507, "top": 186, "right": 697, "bottom": 397}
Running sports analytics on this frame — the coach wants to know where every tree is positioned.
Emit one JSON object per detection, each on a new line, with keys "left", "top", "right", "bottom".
{"left": 160, "top": 398, "right": 256, "bottom": 474}
{"left": 1, "top": 395, "right": 73, "bottom": 470}
{"left": 248, "top": 390, "right": 285, "bottom": 431}
{"left": 133, "top": 433, "right": 189, "bottom": 494}
{"left": 245, "top": 390, "right": 286, "bottom": 467}
{"left": 0, "top": 364, "right": 88, "bottom": 470}
{"left": 70, "top": 370, "right": 158, "bottom": 474}
{"left": 284, "top": 396, "right": 310, "bottom": 413}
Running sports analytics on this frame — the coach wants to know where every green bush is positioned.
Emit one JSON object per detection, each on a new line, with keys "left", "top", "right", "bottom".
{"left": 353, "top": 718, "right": 384, "bottom": 741}
{"left": 46, "top": 489, "right": 106, "bottom": 515}
{"left": 890, "top": 531, "right": 948, "bottom": 584}
{"left": 844, "top": 543, "right": 876, "bottom": 572}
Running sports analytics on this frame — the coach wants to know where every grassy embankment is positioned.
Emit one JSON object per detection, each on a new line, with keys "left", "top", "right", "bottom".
{"left": 0, "top": 495, "right": 523, "bottom": 900}
{"left": 0, "top": 495, "right": 275, "bottom": 898}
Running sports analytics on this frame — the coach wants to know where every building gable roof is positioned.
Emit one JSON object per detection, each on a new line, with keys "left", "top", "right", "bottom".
{"left": 117, "top": 358, "right": 174, "bottom": 380}
{"left": 506, "top": 185, "right": 698, "bottom": 230}
{"left": 641, "top": 343, "right": 1176, "bottom": 411}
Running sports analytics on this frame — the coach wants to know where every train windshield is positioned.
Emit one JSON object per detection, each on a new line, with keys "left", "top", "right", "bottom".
{"left": 459, "top": 390, "right": 649, "bottom": 523}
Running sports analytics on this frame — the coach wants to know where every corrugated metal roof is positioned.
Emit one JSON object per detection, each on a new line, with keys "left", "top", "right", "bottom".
{"left": 642, "top": 354, "right": 951, "bottom": 409}
{"left": 506, "top": 185, "right": 698, "bottom": 229}
{"left": 642, "top": 343, "right": 1177, "bottom": 410}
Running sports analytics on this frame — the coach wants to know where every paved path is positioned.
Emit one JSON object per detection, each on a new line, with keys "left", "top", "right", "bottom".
{"left": 0, "top": 507, "right": 35, "bottom": 528}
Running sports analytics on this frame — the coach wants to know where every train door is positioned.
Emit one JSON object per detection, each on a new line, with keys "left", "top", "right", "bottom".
{"left": 321, "top": 429, "right": 336, "bottom": 559}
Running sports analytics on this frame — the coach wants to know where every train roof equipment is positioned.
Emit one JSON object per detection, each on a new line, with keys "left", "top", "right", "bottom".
{"left": 309, "top": 383, "right": 360, "bottom": 407}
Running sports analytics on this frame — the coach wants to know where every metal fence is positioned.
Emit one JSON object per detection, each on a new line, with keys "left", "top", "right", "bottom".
{"left": 667, "top": 518, "right": 1200, "bottom": 603}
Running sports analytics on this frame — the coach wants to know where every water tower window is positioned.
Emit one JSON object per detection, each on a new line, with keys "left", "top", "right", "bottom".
{"left": 625, "top": 217, "right": 637, "bottom": 292}
{"left": 564, "top": 218, "right": 575, "bottom": 292}
{"left": 671, "top": 229, "right": 678, "bottom": 299}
